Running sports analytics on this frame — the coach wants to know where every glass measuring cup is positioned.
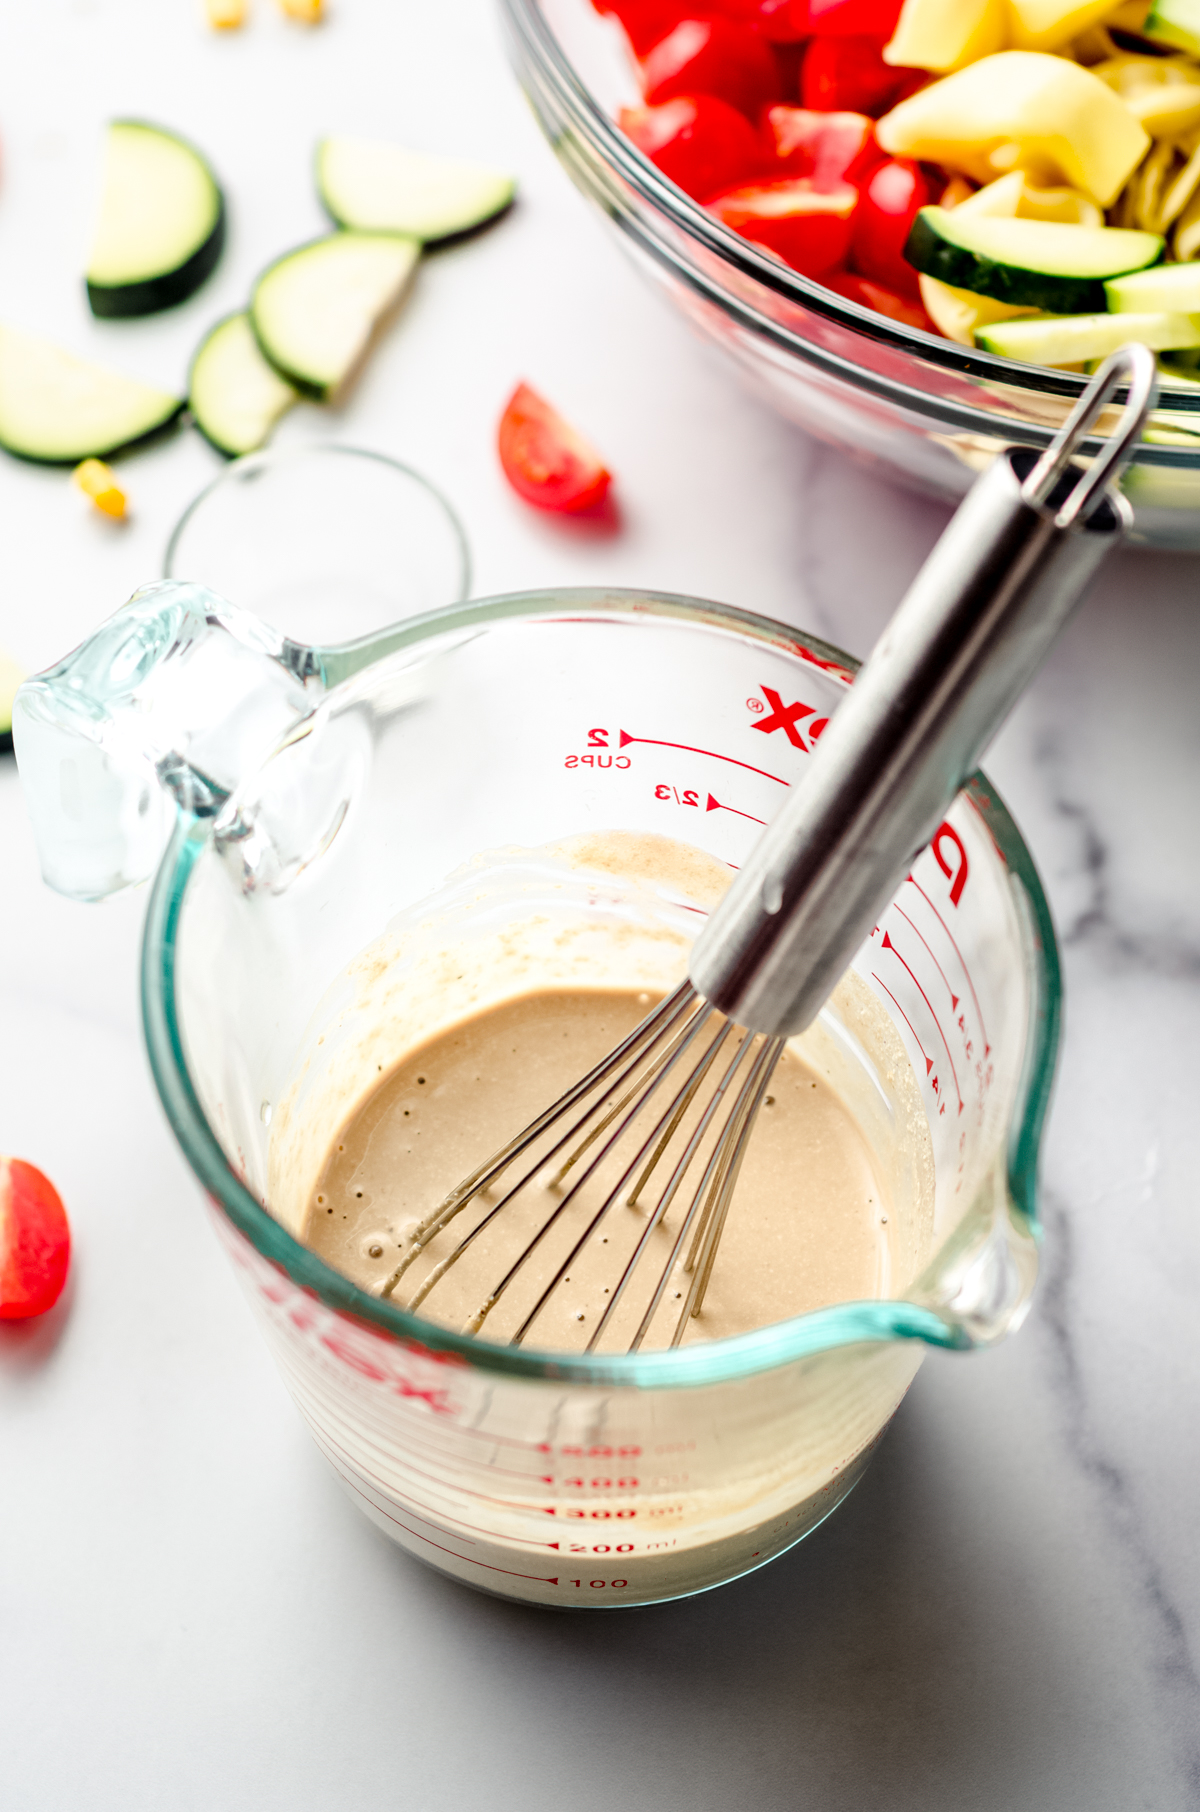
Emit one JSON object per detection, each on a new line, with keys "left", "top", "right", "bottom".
{"left": 12, "top": 584, "right": 1057, "bottom": 1607}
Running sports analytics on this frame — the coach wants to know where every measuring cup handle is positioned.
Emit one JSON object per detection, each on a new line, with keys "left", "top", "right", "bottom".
{"left": 12, "top": 581, "right": 316, "bottom": 902}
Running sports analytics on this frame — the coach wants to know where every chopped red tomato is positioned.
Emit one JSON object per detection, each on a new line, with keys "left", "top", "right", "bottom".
{"left": 707, "top": 177, "right": 857, "bottom": 275}
{"left": 710, "top": 0, "right": 809, "bottom": 39}
{"left": 640, "top": 18, "right": 780, "bottom": 120}
{"left": 763, "top": 106, "right": 880, "bottom": 187}
{"left": 851, "top": 155, "right": 931, "bottom": 295}
{"left": 599, "top": 0, "right": 808, "bottom": 44}
{"left": 0, "top": 1157, "right": 70, "bottom": 1320}
{"left": 800, "top": 35, "right": 923, "bottom": 115}
{"left": 823, "top": 269, "right": 934, "bottom": 329}
{"left": 596, "top": 1, "right": 687, "bottom": 54}
{"left": 498, "top": 384, "right": 612, "bottom": 515}
{"left": 789, "top": 0, "right": 903, "bottom": 35}
{"left": 620, "top": 95, "right": 766, "bottom": 200}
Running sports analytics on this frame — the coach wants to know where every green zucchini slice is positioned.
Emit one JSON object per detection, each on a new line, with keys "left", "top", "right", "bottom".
{"left": 0, "top": 324, "right": 183, "bottom": 463}
{"left": 976, "top": 310, "right": 1200, "bottom": 366}
{"left": 0, "top": 646, "right": 23, "bottom": 754}
{"left": 317, "top": 138, "right": 515, "bottom": 242}
{"left": 250, "top": 230, "right": 420, "bottom": 401}
{"left": 1106, "top": 261, "right": 1200, "bottom": 314}
{"left": 189, "top": 312, "right": 298, "bottom": 457}
{"left": 1146, "top": 0, "right": 1200, "bottom": 54}
{"left": 905, "top": 207, "right": 1164, "bottom": 313}
{"left": 87, "top": 121, "right": 225, "bottom": 318}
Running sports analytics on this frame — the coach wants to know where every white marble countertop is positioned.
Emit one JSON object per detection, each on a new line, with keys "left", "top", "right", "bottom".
{"left": 2, "top": 2, "right": 1198, "bottom": 1807}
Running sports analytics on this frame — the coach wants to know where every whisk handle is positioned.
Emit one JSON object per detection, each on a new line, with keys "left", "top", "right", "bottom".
{"left": 689, "top": 346, "right": 1156, "bottom": 1039}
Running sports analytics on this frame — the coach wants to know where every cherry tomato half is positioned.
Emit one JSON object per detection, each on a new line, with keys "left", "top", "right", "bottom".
{"left": 497, "top": 384, "right": 613, "bottom": 515}
{"left": 640, "top": 17, "right": 781, "bottom": 120}
{"left": 598, "top": 0, "right": 807, "bottom": 45}
{"left": 596, "top": 0, "right": 688, "bottom": 54}
{"left": 800, "top": 35, "right": 923, "bottom": 116}
{"left": 0, "top": 1157, "right": 70, "bottom": 1320}
{"left": 712, "top": 0, "right": 809, "bottom": 40}
{"left": 763, "top": 105, "right": 881, "bottom": 187}
{"left": 707, "top": 177, "right": 857, "bottom": 275}
{"left": 621, "top": 95, "right": 766, "bottom": 199}
{"left": 790, "top": 0, "right": 903, "bottom": 37}
{"left": 851, "top": 155, "right": 931, "bottom": 296}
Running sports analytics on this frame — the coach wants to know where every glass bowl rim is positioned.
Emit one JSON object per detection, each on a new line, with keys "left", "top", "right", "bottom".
{"left": 141, "top": 586, "right": 1061, "bottom": 1390}
{"left": 500, "top": 0, "right": 1200, "bottom": 463}
{"left": 162, "top": 441, "right": 473, "bottom": 604}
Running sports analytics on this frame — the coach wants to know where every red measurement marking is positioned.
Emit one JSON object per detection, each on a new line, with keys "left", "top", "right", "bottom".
{"left": 907, "top": 873, "right": 991, "bottom": 1055}
{"left": 894, "top": 904, "right": 958, "bottom": 1013}
{"left": 310, "top": 1425, "right": 560, "bottom": 1550}
{"left": 706, "top": 793, "right": 766, "bottom": 825}
{"left": 871, "top": 974, "right": 934, "bottom": 1076}
{"left": 334, "top": 1466, "right": 561, "bottom": 1584}
{"left": 321, "top": 1417, "right": 555, "bottom": 1511}
{"left": 881, "top": 932, "right": 963, "bottom": 1113}
{"left": 619, "top": 730, "right": 789, "bottom": 786}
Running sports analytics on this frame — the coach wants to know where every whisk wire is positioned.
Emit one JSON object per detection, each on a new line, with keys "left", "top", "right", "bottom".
{"left": 671, "top": 1036, "right": 784, "bottom": 1343}
{"left": 583, "top": 1024, "right": 757, "bottom": 1352}
{"left": 543, "top": 997, "right": 714, "bottom": 1192}
{"left": 498, "top": 1014, "right": 737, "bottom": 1344}
{"left": 380, "top": 980, "right": 699, "bottom": 1302}
{"left": 630, "top": 1036, "right": 790, "bottom": 1348}
{"left": 411, "top": 995, "right": 718, "bottom": 1327}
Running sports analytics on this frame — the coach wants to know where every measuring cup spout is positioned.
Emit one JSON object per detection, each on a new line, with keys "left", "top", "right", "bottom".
{"left": 12, "top": 581, "right": 316, "bottom": 902}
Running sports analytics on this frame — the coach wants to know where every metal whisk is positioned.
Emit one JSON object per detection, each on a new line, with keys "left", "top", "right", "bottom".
{"left": 381, "top": 346, "right": 1156, "bottom": 1353}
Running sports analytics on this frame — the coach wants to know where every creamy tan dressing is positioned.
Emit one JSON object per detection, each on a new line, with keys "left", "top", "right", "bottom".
{"left": 273, "top": 831, "right": 935, "bottom": 1352}
{"left": 304, "top": 986, "right": 895, "bottom": 1351}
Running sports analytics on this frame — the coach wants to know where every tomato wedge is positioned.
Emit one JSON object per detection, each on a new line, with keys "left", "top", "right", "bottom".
{"left": 707, "top": 177, "right": 857, "bottom": 275}
{"left": 801, "top": 35, "right": 923, "bottom": 115}
{"left": 621, "top": 96, "right": 766, "bottom": 200}
{"left": 710, "top": 0, "right": 808, "bottom": 40}
{"left": 498, "top": 384, "right": 612, "bottom": 514}
{"left": 789, "top": 0, "right": 903, "bottom": 36}
{"left": 763, "top": 106, "right": 881, "bottom": 187}
{"left": 640, "top": 18, "right": 780, "bottom": 120}
{"left": 0, "top": 1157, "right": 70, "bottom": 1320}
{"left": 596, "top": 0, "right": 687, "bottom": 54}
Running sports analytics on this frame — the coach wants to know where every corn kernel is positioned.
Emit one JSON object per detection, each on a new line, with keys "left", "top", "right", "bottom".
{"left": 279, "top": 0, "right": 322, "bottom": 20}
{"left": 73, "top": 459, "right": 127, "bottom": 520}
{"left": 205, "top": 0, "right": 247, "bottom": 24}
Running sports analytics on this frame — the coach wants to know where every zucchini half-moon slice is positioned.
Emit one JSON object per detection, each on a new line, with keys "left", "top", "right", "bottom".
{"left": 189, "top": 312, "right": 299, "bottom": 457}
{"left": 316, "top": 137, "right": 515, "bottom": 242}
{"left": 87, "top": 121, "right": 225, "bottom": 318}
{"left": 0, "top": 323, "right": 183, "bottom": 463}
{"left": 250, "top": 230, "right": 419, "bottom": 401}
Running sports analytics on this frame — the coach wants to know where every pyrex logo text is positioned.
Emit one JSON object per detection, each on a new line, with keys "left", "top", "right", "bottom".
{"left": 749, "top": 686, "right": 828, "bottom": 753}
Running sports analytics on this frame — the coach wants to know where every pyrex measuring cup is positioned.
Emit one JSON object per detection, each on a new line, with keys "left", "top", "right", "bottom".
{"left": 13, "top": 583, "right": 1056, "bottom": 1607}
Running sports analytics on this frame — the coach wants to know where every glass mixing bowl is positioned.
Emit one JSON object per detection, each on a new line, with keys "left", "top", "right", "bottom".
{"left": 501, "top": 0, "right": 1200, "bottom": 549}
{"left": 13, "top": 584, "right": 1057, "bottom": 1607}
